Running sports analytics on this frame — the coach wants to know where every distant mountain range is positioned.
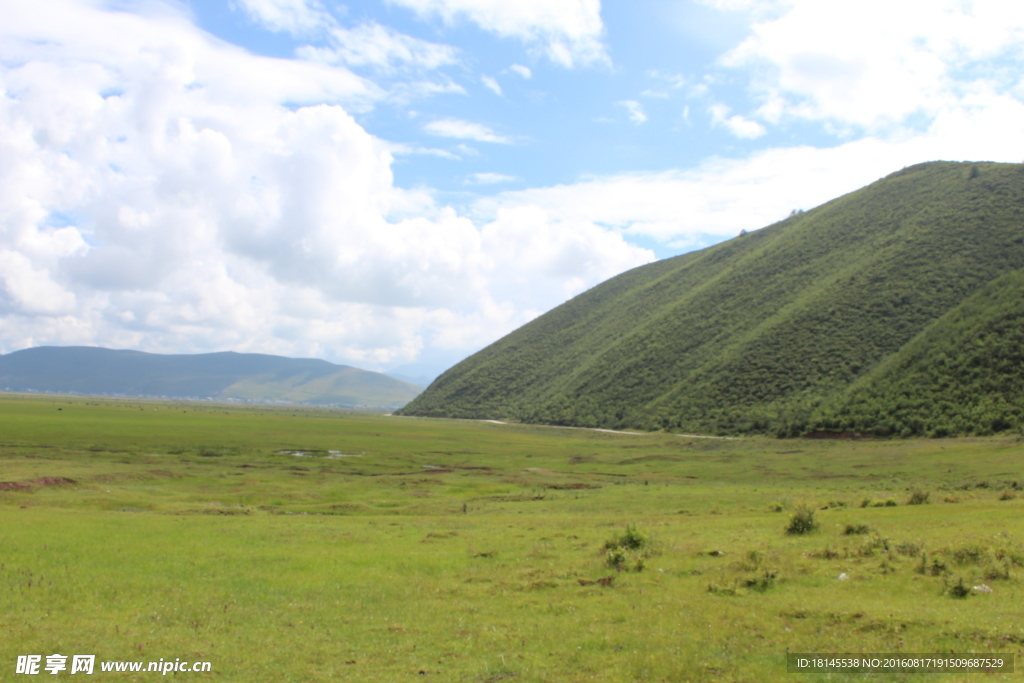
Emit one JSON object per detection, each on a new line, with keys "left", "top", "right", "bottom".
{"left": 400, "top": 161, "right": 1024, "bottom": 437}
{"left": 0, "top": 347, "right": 421, "bottom": 409}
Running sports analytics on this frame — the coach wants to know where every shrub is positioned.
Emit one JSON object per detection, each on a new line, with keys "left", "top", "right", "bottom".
{"left": 895, "top": 541, "right": 921, "bottom": 557}
{"left": 606, "top": 547, "right": 627, "bottom": 570}
{"left": 812, "top": 546, "right": 842, "bottom": 559}
{"left": 743, "top": 569, "right": 778, "bottom": 592}
{"left": 983, "top": 562, "right": 1010, "bottom": 581}
{"left": 945, "top": 575, "right": 971, "bottom": 598}
{"left": 907, "top": 489, "right": 930, "bottom": 505}
{"left": 604, "top": 524, "right": 649, "bottom": 572}
{"left": 785, "top": 505, "right": 818, "bottom": 535}
{"left": 918, "top": 553, "right": 947, "bottom": 576}
{"left": 858, "top": 534, "right": 890, "bottom": 557}
{"left": 999, "top": 491, "right": 1017, "bottom": 501}
{"left": 605, "top": 523, "right": 647, "bottom": 551}
{"left": 844, "top": 523, "right": 871, "bottom": 535}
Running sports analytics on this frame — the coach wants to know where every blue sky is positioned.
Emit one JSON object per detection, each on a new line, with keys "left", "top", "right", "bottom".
{"left": 2, "top": 0, "right": 1024, "bottom": 381}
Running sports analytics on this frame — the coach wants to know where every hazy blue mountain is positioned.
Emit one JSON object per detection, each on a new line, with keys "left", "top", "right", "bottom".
{"left": 0, "top": 346, "right": 421, "bottom": 408}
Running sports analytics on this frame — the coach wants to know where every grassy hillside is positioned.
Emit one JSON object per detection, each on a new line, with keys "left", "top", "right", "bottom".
{"left": 0, "top": 346, "right": 420, "bottom": 408}
{"left": 399, "top": 161, "right": 1024, "bottom": 435}
{"left": 808, "top": 269, "right": 1024, "bottom": 437}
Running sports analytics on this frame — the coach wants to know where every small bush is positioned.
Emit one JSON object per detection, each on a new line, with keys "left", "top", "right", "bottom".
{"left": 999, "top": 491, "right": 1017, "bottom": 501}
{"left": 918, "top": 553, "right": 947, "bottom": 576}
{"left": 907, "top": 489, "right": 930, "bottom": 505}
{"left": 604, "top": 524, "right": 649, "bottom": 572}
{"left": 605, "top": 523, "right": 647, "bottom": 551}
{"left": 859, "top": 498, "right": 872, "bottom": 508}
{"left": 983, "top": 562, "right": 1010, "bottom": 581}
{"left": 812, "top": 546, "right": 842, "bottom": 560}
{"left": 785, "top": 505, "right": 818, "bottom": 535}
{"left": 857, "top": 534, "right": 890, "bottom": 557}
{"left": 606, "top": 547, "right": 627, "bottom": 570}
{"left": 743, "top": 569, "right": 778, "bottom": 592}
{"left": 945, "top": 575, "right": 971, "bottom": 598}
{"left": 895, "top": 541, "right": 921, "bottom": 557}
{"left": 844, "top": 523, "right": 871, "bottom": 535}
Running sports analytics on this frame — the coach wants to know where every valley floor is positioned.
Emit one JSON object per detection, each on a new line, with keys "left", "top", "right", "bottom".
{"left": 1, "top": 394, "right": 1022, "bottom": 681}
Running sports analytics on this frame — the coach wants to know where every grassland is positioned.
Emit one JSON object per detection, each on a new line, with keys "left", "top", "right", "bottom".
{"left": 1, "top": 393, "right": 1023, "bottom": 681}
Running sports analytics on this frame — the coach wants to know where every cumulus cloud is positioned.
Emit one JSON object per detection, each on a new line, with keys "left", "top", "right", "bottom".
{"left": 0, "top": 0, "right": 650, "bottom": 368}
{"left": 719, "top": 0, "right": 1024, "bottom": 131}
{"left": 423, "top": 118, "right": 512, "bottom": 143}
{"left": 388, "top": 0, "right": 608, "bottom": 67}
{"left": 477, "top": 99, "right": 1024, "bottom": 248}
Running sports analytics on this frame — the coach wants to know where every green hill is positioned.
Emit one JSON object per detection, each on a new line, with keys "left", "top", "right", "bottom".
{"left": 0, "top": 347, "right": 421, "bottom": 409}
{"left": 808, "top": 269, "right": 1024, "bottom": 437}
{"left": 399, "top": 161, "right": 1024, "bottom": 436}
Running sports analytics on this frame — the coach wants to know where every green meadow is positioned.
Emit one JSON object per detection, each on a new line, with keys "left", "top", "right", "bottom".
{"left": 1, "top": 394, "right": 1022, "bottom": 681}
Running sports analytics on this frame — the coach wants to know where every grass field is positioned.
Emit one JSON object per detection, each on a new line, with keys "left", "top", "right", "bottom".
{"left": 1, "top": 393, "right": 1022, "bottom": 681}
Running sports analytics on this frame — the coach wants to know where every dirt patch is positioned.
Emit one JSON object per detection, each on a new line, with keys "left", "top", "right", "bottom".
{"left": 578, "top": 576, "right": 615, "bottom": 587}
{"left": 1, "top": 477, "right": 76, "bottom": 490}
{"left": 30, "top": 477, "right": 77, "bottom": 486}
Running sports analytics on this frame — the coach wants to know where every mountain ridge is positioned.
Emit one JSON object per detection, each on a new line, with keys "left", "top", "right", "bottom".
{"left": 0, "top": 346, "right": 421, "bottom": 408}
{"left": 399, "top": 160, "right": 1024, "bottom": 436}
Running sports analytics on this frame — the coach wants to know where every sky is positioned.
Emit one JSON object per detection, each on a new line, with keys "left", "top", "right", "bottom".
{"left": 2, "top": 0, "right": 1024, "bottom": 381}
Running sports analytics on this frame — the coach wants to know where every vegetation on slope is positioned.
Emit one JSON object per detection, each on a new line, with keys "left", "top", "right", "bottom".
{"left": 808, "top": 270, "right": 1024, "bottom": 437}
{"left": 0, "top": 346, "right": 420, "bottom": 408}
{"left": 400, "top": 161, "right": 1024, "bottom": 435}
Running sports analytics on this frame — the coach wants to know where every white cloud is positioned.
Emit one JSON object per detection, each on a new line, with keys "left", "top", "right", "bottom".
{"left": 709, "top": 103, "right": 765, "bottom": 138}
{"left": 479, "top": 206, "right": 653, "bottom": 305}
{"left": 296, "top": 22, "right": 460, "bottom": 73}
{"left": 387, "top": 142, "right": 461, "bottom": 159}
{"left": 481, "top": 75, "right": 503, "bottom": 95}
{"left": 641, "top": 71, "right": 687, "bottom": 98}
{"left": 235, "top": 0, "right": 334, "bottom": 35}
{"left": 465, "top": 172, "right": 517, "bottom": 185}
{"left": 477, "top": 97, "right": 1024, "bottom": 246}
{"left": 423, "top": 118, "right": 511, "bottom": 143}
{"left": 388, "top": 0, "right": 608, "bottom": 68}
{"left": 0, "top": 0, "right": 646, "bottom": 369}
{"left": 509, "top": 63, "right": 532, "bottom": 78}
{"left": 618, "top": 100, "right": 647, "bottom": 124}
{"left": 720, "top": 0, "right": 1024, "bottom": 131}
